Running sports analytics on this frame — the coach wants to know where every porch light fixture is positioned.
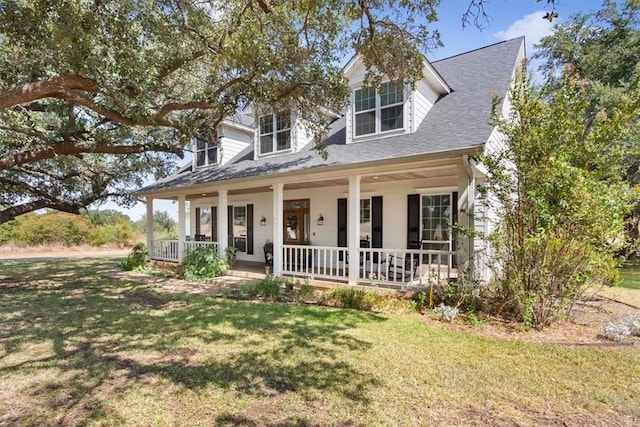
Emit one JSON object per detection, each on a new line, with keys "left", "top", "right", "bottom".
{"left": 317, "top": 214, "right": 324, "bottom": 226}
{"left": 260, "top": 216, "right": 267, "bottom": 226}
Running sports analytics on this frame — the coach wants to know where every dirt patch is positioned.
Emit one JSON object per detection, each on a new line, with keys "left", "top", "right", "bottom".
{"left": 421, "top": 292, "right": 640, "bottom": 349}
{"left": 0, "top": 244, "right": 129, "bottom": 260}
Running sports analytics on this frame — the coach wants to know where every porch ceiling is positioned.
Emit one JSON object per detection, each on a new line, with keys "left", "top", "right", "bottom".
{"left": 182, "top": 165, "right": 459, "bottom": 199}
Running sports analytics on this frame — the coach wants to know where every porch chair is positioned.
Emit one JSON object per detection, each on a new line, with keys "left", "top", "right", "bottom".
{"left": 386, "top": 253, "right": 419, "bottom": 282}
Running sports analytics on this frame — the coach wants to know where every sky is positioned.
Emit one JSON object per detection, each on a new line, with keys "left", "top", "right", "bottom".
{"left": 111, "top": 0, "right": 606, "bottom": 221}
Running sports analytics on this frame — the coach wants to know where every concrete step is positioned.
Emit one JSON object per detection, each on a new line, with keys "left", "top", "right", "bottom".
{"left": 224, "top": 269, "right": 267, "bottom": 280}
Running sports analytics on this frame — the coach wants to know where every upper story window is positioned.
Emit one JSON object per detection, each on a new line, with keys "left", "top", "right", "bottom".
{"left": 259, "top": 111, "right": 291, "bottom": 155}
{"left": 195, "top": 139, "right": 218, "bottom": 167}
{"left": 354, "top": 81, "right": 404, "bottom": 137}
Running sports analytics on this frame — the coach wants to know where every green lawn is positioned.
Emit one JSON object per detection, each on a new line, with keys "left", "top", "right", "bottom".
{"left": 0, "top": 259, "right": 638, "bottom": 426}
{"left": 620, "top": 259, "right": 640, "bottom": 290}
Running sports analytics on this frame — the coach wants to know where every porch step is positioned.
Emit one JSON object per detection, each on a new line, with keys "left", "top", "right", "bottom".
{"left": 224, "top": 269, "right": 267, "bottom": 280}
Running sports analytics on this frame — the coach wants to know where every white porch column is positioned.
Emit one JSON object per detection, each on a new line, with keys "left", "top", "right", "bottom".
{"left": 177, "top": 195, "right": 186, "bottom": 261}
{"left": 272, "top": 183, "right": 284, "bottom": 276}
{"left": 146, "top": 196, "right": 154, "bottom": 257}
{"left": 458, "top": 158, "right": 475, "bottom": 276}
{"left": 218, "top": 189, "right": 228, "bottom": 257}
{"left": 348, "top": 175, "right": 361, "bottom": 285}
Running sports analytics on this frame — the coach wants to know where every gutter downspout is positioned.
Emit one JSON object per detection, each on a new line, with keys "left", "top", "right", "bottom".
{"left": 462, "top": 154, "right": 475, "bottom": 279}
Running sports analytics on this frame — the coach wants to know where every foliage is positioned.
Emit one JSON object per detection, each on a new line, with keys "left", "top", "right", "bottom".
{"left": 1, "top": 209, "right": 138, "bottom": 247}
{"left": 320, "top": 287, "right": 372, "bottom": 310}
{"left": 89, "top": 219, "right": 136, "bottom": 246}
{"left": 181, "top": 245, "right": 228, "bottom": 282}
{"left": 87, "top": 210, "right": 137, "bottom": 246}
{"left": 242, "top": 276, "right": 283, "bottom": 300}
{"left": 0, "top": 210, "right": 31, "bottom": 244}
{"left": 480, "top": 67, "right": 640, "bottom": 329}
{"left": 433, "top": 303, "right": 459, "bottom": 322}
{"left": 120, "top": 243, "right": 149, "bottom": 271}
{"left": 0, "top": 0, "right": 449, "bottom": 220}
{"left": 12, "top": 210, "right": 92, "bottom": 246}
{"left": 441, "top": 276, "right": 483, "bottom": 312}
{"left": 294, "top": 283, "right": 317, "bottom": 301}
{"left": 83, "top": 209, "right": 131, "bottom": 226}
{"left": 535, "top": 0, "right": 640, "bottom": 256}
{"left": 225, "top": 245, "right": 238, "bottom": 268}
{"left": 134, "top": 210, "right": 177, "bottom": 238}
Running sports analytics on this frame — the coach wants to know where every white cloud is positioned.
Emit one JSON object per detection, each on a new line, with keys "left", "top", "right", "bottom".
{"left": 494, "top": 11, "right": 554, "bottom": 59}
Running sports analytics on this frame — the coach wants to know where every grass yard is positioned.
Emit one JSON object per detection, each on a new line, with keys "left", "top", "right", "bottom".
{"left": 620, "top": 259, "right": 640, "bottom": 290}
{"left": 0, "top": 259, "right": 638, "bottom": 426}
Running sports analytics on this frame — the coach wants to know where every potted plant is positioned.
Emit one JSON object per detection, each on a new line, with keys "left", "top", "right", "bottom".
{"left": 263, "top": 240, "right": 274, "bottom": 268}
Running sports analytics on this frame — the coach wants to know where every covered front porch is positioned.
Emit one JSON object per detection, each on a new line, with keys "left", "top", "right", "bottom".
{"left": 150, "top": 239, "right": 458, "bottom": 287}
{"left": 143, "top": 154, "right": 487, "bottom": 287}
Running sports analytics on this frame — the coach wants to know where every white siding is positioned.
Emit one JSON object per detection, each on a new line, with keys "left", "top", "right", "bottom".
{"left": 413, "top": 80, "right": 439, "bottom": 132}
{"left": 188, "top": 175, "right": 463, "bottom": 262}
{"left": 219, "top": 126, "right": 252, "bottom": 165}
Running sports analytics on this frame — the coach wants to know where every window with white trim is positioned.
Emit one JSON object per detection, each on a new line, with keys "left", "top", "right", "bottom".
{"left": 360, "top": 198, "right": 371, "bottom": 241}
{"left": 354, "top": 81, "right": 404, "bottom": 137}
{"left": 196, "top": 207, "right": 212, "bottom": 238}
{"left": 195, "top": 139, "right": 218, "bottom": 167}
{"left": 233, "top": 205, "right": 247, "bottom": 252}
{"left": 421, "top": 194, "right": 451, "bottom": 252}
{"left": 259, "top": 111, "right": 291, "bottom": 155}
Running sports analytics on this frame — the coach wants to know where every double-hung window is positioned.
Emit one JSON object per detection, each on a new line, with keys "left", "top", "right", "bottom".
{"left": 360, "top": 198, "right": 371, "bottom": 242}
{"left": 354, "top": 81, "right": 404, "bottom": 137}
{"left": 233, "top": 205, "right": 247, "bottom": 252}
{"left": 259, "top": 111, "right": 291, "bottom": 155}
{"left": 195, "top": 139, "right": 218, "bottom": 167}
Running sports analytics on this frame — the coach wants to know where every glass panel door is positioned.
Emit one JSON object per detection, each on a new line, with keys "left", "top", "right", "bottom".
{"left": 283, "top": 199, "right": 310, "bottom": 245}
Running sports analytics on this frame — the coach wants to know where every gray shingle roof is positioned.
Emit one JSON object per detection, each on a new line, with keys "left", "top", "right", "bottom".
{"left": 140, "top": 37, "right": 523, "bottom": 194}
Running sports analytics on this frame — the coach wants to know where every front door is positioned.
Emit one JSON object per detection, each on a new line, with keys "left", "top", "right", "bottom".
{"left": 283, "top": 199, "right": 310, "bottom": 245}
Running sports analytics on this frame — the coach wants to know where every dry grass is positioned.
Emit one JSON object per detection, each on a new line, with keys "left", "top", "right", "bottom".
{"left": 0, "top": 258, "right": 639, "bottom": 426}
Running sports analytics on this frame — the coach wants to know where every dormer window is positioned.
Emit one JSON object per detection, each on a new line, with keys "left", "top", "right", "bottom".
{"left": 195, "top": 139, "right": 218, "bottom": 167}
{"left": 354, "top": 81, "right": 404, "bottom": 137}
{"left": 259, "top": 111, "right": 291, "bottom": 155}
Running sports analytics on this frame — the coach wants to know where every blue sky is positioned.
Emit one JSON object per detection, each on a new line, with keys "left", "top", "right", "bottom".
{"left": 431, "top": 1, "right": 604, "bottom": 66}
{"left": 115, "top": 0, "right": 606, "bottom": 221}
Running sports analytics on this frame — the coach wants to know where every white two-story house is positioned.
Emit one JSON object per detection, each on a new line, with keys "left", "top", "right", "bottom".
{"left": 137, "top": 37, "right": 525, "bottom": 287}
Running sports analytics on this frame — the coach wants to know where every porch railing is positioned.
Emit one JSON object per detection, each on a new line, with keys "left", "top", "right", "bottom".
{"left": 151, "top": 239, "right": 180, "bottom": 262}
{"left": 358, "top": 248, "right": 456, "bottom": 286}
{"left": 282, "top": 245, "right": 349, "bottom": 281}
{"left": 281, "top": 245, "right": 457, "bottom": 287}
{"left": 150, "top": 239, "right": 218, "bottom": 262}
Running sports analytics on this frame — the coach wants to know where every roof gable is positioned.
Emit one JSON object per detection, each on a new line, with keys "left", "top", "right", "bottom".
{"left": 343, "top": 54, "right": 451, "bottom": 96}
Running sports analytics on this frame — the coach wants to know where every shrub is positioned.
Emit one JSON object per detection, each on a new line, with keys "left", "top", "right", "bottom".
{"left": 321, "top": 287, "right": 372, "bottom": 310}
{"left": 225, "top": 246, "right": 238, "bottom": 268}
{"left": 242, "top": 276, "right": 283, "bottom": 300}
{"left": 181, "top": 246, "right": 228, "bottom": 282}
{"left": 120, "top": 243, "right": 149, "bottom": 271}
{"left": 293, "top": 284, "right": 317, "bottom": 302}
{"left": 13, "top": 211, "right": 92, "bottom": 246}
{"left": 90, "top": 219, "right": 136, "bottom": 246}
{"left": 477, "top": 69, "right": 635, "bottom": 329}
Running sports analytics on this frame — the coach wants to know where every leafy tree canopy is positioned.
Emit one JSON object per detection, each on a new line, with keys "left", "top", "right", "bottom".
{"left": 535, "top": 0, "right": 640, "bottom": 253}
{"left": 0, "top": 0, "right": 560, "bottom": 223}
